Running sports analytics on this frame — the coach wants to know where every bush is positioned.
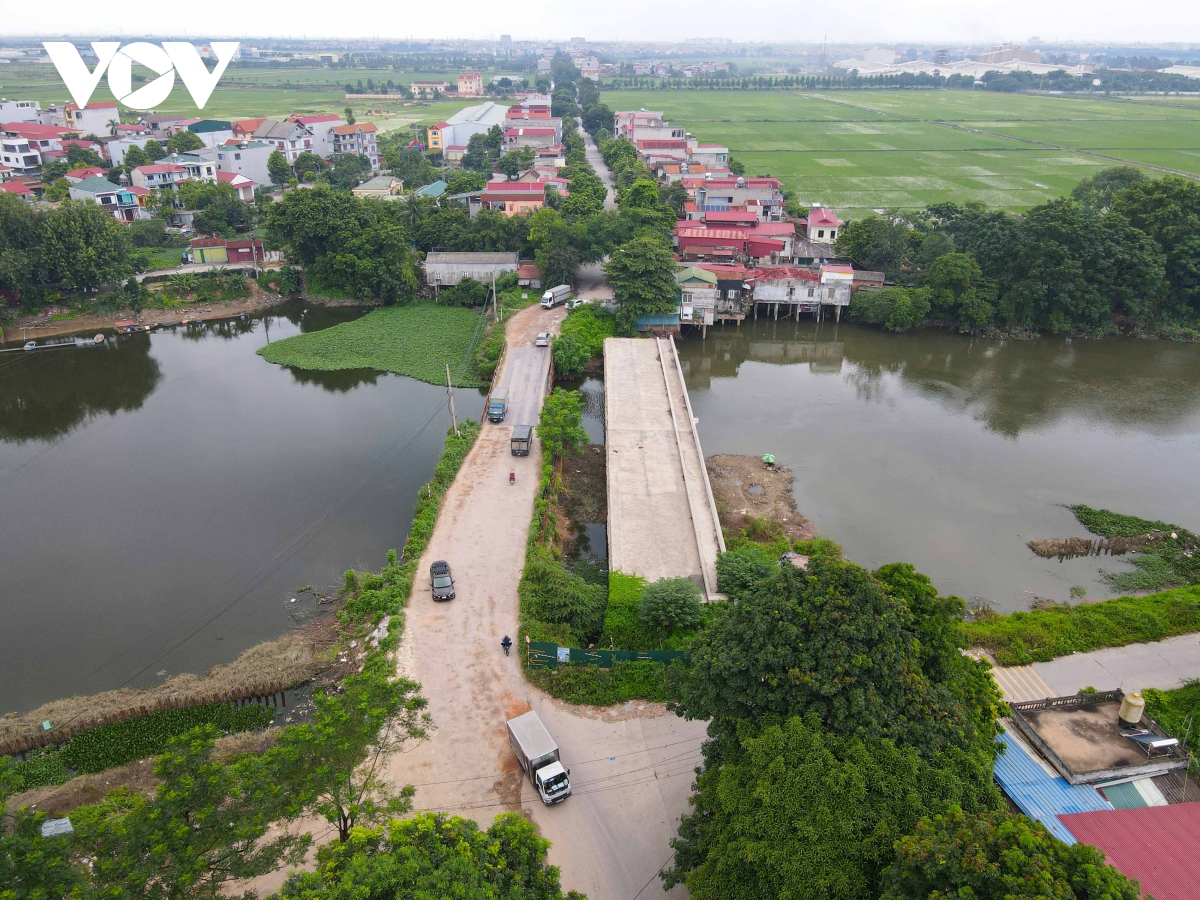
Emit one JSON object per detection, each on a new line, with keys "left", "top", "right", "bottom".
{"left": 552, "top": 334, "right": 589, "bottom": 378}
{"left": 559, "top": 304, "right": 615, "bottom": 359}
{"left": 527, "top": 660, "right": 670, "bottom": 705}
{"left": 716, "top": 545, "right": 775, "bottom": 601}
{"left": 475, "top": 321, "right": 506, "bottom": 381}
{"left": 439, "top": 277, "right": 490, "bottom": 308}
{"left": 965, "top": 585, "right": 1200, "bottom": 665}
{"left": 600, "top": 572, "right": 649, "bottom": 649}
{"left": 1144, "top": 680, "right": 1200, "bottom": 755}
{"left": 521, "top": 545, "right": 607, "bottom": 644}
{"left": 639, "top": 577, "right": 703, "bottom": 641}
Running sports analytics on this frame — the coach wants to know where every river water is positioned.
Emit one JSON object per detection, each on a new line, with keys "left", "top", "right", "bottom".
{"left": 676, "top": 320, "right": 1200, "bottom": 612}
{"left": 0, "top": 302, "right": 470, "bottom": 714}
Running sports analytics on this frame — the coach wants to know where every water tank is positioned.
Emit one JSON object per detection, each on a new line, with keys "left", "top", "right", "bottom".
{"left": 1119, "top": 692, "right": 1146, "bottom": 727}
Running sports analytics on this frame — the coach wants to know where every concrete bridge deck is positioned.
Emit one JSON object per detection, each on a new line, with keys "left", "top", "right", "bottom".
{"left": 604, "top": 337, "right": 724, "bottom": 598}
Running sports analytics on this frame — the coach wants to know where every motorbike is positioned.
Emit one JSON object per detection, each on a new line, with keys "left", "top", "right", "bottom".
{"left": 509, "top": 471, "right": 516, "bottom": 485}
{"left": 501, "top": 635, "right": 513, "bottom": 656}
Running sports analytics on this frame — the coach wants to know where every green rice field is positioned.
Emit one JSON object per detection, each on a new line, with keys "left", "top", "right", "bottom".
{"left": 0, "top": 65, "right": 495, "bottom": 133}
{"left": 604, "top": 89, "right": 1200, "bottom": 219}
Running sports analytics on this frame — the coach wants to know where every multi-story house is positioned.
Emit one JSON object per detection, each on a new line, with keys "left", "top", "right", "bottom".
{"left": 290, "top": 114, "right": 344, "bottom": 157}
{"left": 252, "top": 120, "right": 314, "bottom": 163}
{"left": 213, "top": 140, "right": 274, "bottom": 187}
{"left": 328, "top": 123, "right": 380, "bottom": 168}
{"left": 0, "top": 99, "right": 40, "bottom": 123}
{"left": 65, "top": 102, "right": 119, "bottom": 136}
{"left": 67, "top": 176, "right": 148, "bottom": 221}
{"left": 0, "top": 135, "right": 40, "bottom": 174}
{"left": 457, "top": 73, "right": 483, "bottom": 97}
{"left": 172, "top": 152, "right": 220, "bottom": 184}
{"left": 613, "top": 109, "right": 665, "bottom": 140}
{"left": 130, "top": 163, "right": 189, "bottom": 191}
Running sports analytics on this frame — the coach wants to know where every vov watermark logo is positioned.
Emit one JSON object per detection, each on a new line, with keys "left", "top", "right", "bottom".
{"left": 42, "top": 41, "right": 240, "bottom": 111}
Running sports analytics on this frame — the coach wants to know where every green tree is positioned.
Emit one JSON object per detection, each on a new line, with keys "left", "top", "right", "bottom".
{"left": 925, "top": 251, "right": 995, "bottom": 330}
{"left": 1071, "top": 165, "right": 1147, "bottom": 213}
{"left": 604, "top": 236, "right": 679, "bottom": 329}
{"left": 122, "top": 143, "right": 151, "bottom": 169}
{"left": 65, "top": 144, "right": 105, "bottom": 168}
{"left": 538, "top": 387, "right": 587, "bottom": 459}
{"left": 835, "top": 215, "right": 914, "bottom": 281}
{"left": 880, "top": 807, "right": 1141, "bottom": 900}
{"left": 715, "top": 545, "right": 775, "bottom": 602}
{"left": 848, "top": 286, "right": 930, "bottom": 332}
{"left": 144, "top": 141, "right": 166, "bottom": 161}
{"left": 446, "top": 171, "right": 487, "bottom": 194}
{"left": 38, "top": 201, "right": 132, "bottom": 290}
{"left": 496, "top": 149, "right": 528, "bottom": 181}
{"left": 1, "top": 756, "right": 86, "bottom": 900}
{"left": 639, "top": 577, "right": 703, "bottom": 641}
{"left": 275, "top": 812, "right": 575, "bottom": 900}
{"left": 177, "top": 181, "right": 254, "bottom": 237}
{"left": 672, "top": 556, "right": 1001, "bottom": 758}
{"left": 0, "top": 191, "right": 40, "bottom": 295}
{"left": 344, "top": 106, "right": 356, "bottom": 125}
{"left": 552, "top": 333, "right": 589, "bottom": 378}
{"left": 386, "top": 147, "right": 436, "bottom": 187}
{"left": 293, "top": 151, "right": 325, "bottom": 181}
{"left": 664, "top": 716, "right": 1000, "bottom": 900}
{"left": 165, "top": 130, "right": 204, "bottom": 155}
{"left": 71, "top": 726, "right": 310, "bottom": 898}
{"left": 1112, "top": 174, "right": 1200, "bottom": 319}
{"left": 324, "top": 153, "right": 373, "bottom": 191}
{"left": 272, "top": 660, "right": 428, "bottom": 843}
{"left": 268, "top": 149, "right": 290, "bottom": 186}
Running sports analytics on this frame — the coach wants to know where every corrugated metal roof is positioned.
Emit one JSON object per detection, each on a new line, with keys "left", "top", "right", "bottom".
{"left": 1060, "top": 803, "right": 1200, "bottom": 900}
{"left": 994, "top": 729, "right": 1112, "bottom": 844}
{"left": 1100, "top": 781, "right": 1148, "bottom": 809}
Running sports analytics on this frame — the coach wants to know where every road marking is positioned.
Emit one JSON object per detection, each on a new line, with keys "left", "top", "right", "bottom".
{"left": 992, "top": 664, "right": 1055, "bottom": 703}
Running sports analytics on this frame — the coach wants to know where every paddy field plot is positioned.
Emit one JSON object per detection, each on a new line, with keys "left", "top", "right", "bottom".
{"left": 604, "top": 89, "right": 1200, "bottom": 220}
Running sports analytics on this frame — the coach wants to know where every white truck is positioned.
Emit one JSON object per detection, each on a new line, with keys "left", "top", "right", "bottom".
{"left": 507, "top": 711, "right": 572, "bottom": 805}
{"left": 540, "top": 284, "right": 572, "bottom": 309}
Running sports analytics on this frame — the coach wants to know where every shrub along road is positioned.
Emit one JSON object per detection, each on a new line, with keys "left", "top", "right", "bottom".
{"left": 381, "top": 302, "right": 706, "bottom": 900}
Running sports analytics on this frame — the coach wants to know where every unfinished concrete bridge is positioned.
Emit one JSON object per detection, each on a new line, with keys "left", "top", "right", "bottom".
{"left": 604, "top": 336, "right": 725, "bottom": 599}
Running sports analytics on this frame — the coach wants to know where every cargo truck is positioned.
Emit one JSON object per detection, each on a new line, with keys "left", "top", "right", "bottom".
{"left": 511, "top": 424, "right": 533, "bottom": 456}
{"left": 507, "top": 711, "right": 571, "bottom": 805}
{"left": 487, "top": 387, "right": 508, "bottom": 423}
{"left": 540, "top": 284, "right": 572, "bottom": 309}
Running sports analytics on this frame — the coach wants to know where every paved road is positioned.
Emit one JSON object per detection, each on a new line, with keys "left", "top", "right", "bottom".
{"left": 991, "top": 634, "right": 1200, "bottom": 702}
{"left": 581, "top": 119, "right": 618, "bottom": 211}
{"left": 383, "top": 303, "right": 705, "bottom": 900}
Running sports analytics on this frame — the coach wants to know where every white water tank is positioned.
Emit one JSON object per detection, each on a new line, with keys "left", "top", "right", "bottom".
{"left": 1119, "top": 692, "right": 1146, "bottom": 727}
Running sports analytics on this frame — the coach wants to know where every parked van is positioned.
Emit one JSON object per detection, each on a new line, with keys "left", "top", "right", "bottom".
{"left": 540, "top": 285, "right": 572, "bottom": 309}
{"left": 511, "top": 424, "right": 533, "bottom": 456}
{"left": 487, "top": 388, "right": 508, "bottom": 423}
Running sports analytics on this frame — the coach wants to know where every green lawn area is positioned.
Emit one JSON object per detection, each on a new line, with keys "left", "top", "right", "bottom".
{"left": 603, "top": 89, "right": 1200, "bottom": 219}
{"left": 258, "top": 303, "right": 488, "bottom": 387}
{"left": 141, "top": 247, "right": 185, "bottom": 271}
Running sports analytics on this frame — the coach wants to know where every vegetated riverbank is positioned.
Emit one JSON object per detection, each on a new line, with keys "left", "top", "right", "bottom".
{"left": 707, "top": 454, "right": 816, "bottom": 545}
{"left": 258, "top": 302, "right": 489, "bottom": 387}
{"left": 3, "top": 421, "right": 481, "bottom": 823}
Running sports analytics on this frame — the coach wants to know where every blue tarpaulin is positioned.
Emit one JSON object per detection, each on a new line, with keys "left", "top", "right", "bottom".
{"left": 994, "top": 729, "right": 1112, "bottom": 844}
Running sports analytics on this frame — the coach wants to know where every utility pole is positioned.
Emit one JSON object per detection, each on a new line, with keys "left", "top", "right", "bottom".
{"left": 445, "top": 364, "right": 460, "bottom": 436}
{"left": 491, "top": 271, "right": 498, "bottom": 322}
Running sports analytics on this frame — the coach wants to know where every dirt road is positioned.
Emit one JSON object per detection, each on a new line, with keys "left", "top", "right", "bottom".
{"left": 384, "top": 302, "right": 706, "bottom": 899}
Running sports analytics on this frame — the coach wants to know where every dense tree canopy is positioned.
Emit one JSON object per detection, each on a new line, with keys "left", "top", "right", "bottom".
{"left": 836, "top": 171, "right": 1194, "bottom": 335}
{"left": 672, "top": 556, "right": 1002, "bottom": 758}
{"left": 275, "top": 813, "right": 577, "bottom": 900}
{"left": 880, "top": 807, "right": 1141, "bottom": 900}
{"left": 38, "top": 200, "right": 133, "bottom": 291}
{"left": 664, "top": 715, "right": 1001, "bottom": 900}
{"left": 604, "top": 235, "right": 680, "bottom": 329}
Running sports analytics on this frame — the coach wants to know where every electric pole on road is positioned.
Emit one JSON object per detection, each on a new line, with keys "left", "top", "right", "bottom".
{"left": 446, "top": 364, "right": 459, "bottom": 437}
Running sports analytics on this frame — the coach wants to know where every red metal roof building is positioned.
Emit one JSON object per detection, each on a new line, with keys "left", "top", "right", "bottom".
{"left": 1060, "top": 803, "right": 1200, "bottom": 900}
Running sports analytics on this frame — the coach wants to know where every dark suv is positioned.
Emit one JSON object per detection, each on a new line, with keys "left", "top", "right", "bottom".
{"left": 430, "top": 560, "right": 455, "bottom": 601}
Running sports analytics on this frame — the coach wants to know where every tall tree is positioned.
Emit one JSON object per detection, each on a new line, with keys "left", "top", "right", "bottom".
{"left": 38, "top": 201, "right": 132, "bottom": 291}
{"left": 604, "top": 235, "right": 679, "bottom": 329}
{"left": 267, "top": 149, "right": 291, "bottom": 186}
{"left": 271, "top": 661, "right": 428, "bottom": 843}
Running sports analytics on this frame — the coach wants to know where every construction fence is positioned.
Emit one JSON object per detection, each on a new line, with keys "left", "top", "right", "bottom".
{"left": 526, "top": 640, "right": 687, "bottom": 669}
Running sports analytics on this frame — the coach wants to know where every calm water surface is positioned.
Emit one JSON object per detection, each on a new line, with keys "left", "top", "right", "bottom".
{"left": 677, "top": 320, "right": 1200, "bottom": 612}
{"left": 0, "top": 302, "right": 474, "bottom": 713}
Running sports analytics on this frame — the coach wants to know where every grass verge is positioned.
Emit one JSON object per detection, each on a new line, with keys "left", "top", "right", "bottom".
{"left": 259, "top": 303, "right": 488, "bottom": 387}
{"left": 965, "top": 586, "right": 1200, "bottom": 665}
{"left": 1143, "top": 680, "right": 1200, "bottom": 756}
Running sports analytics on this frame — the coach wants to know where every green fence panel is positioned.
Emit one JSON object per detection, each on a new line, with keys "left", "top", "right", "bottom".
{"left": 526, "top": 641, "right": 687, "bottom": 669}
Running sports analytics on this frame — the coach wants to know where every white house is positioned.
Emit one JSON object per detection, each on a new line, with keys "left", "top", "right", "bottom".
{"left": 0, "top": 99, "right": 40, "bottom": 123}
{"left": 107, "top": 135, "right": 163, "bottom": 166}
{"left": 65, "top": 102, "right": 120, "bottom": 137}
{"left": 130, "top": 163, "right": 189, "bottom": 191}
{"left": 253, "top": 120, "right": 314, "bottom": 163}
{"left": 68, "top": 175, "right": 148, "bottom": 221}
{"left": 213, "top": 140, "right": 273, "bottom": 186}
{"left": 217, "top": 171, "right": 257, "bottom": 202}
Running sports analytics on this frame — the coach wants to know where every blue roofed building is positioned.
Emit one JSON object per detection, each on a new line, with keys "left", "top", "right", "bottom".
{"left": 993, "top": 727, "right": 1113, "bottom": 844}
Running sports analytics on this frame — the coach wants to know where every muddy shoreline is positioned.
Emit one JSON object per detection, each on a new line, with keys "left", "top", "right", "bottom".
{"left": 1, "top": 290, "right": 373, "bottom": 343}
{"left": 706, "top": 453, "right": 817, "bottom": 543}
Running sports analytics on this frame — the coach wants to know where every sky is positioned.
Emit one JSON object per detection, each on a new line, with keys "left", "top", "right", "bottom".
{"left": 2, "top": 0, "right": 1198, "bottom": 46}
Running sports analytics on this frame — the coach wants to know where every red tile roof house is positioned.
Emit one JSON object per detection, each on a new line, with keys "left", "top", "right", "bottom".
{"left": 329, "top": 123, "right": 380, "bottom": 168}
{"left": 217, "top": 170, "right": 257, "bottom": 202}
{"left": 503, "top": 127, "right": 559, "bottom": 150}
{"left": 1, "top": 180, "right": 34, "bottom": 201}
{"left": 806, "top": 206, "right": 843, "bottom": 243}
{"left": 517, "top": 261, "right": 543, "bottom": 289}
{"left": 480, "top": 181, "right": 559, "bottom": 216}
{"left": 63, "top": 166, "right": 107, "bottom": 184}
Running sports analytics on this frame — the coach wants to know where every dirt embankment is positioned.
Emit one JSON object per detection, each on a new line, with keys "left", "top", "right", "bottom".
{"left": 2, "top": 284, "right": 371, "bottom": 343}
{"left": 706, "top": 453, "right": 816, "bottom": 543}
{"left": 555, "top": 444, "right": 608, "bottom": 555}
{"left": 0, "top": 607, "right": 354, "bottom": 753}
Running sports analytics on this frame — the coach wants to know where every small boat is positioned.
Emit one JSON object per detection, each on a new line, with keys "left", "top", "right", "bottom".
{"left": 157, "top": 321, "right": 180, "bottom": 329}
{"left": 23, "top": 341, "right": 36, "bottom": 351}
{"left": 113, "top": 320, "right": 137, "bottom": 334}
